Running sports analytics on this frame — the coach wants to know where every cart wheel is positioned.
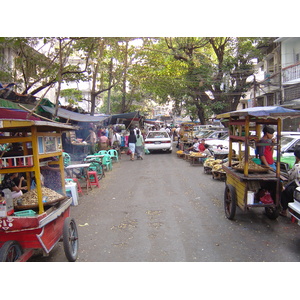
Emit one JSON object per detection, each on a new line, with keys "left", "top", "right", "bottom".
{"left": 265, "top": 206, "right": 280, "bottom": 220}
{"left": 63, "top": 217, "right": 79, "bottom": 262}
{"left": 224, "top": 184, "right": 237, "bottom": 220}
{"left": 0, "top": 240, "right": 23, "bottom": 262}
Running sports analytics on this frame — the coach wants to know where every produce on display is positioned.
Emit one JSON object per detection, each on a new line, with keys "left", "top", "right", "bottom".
{"left": 233, "top": 157, "right": 269, "bottom": 172}
{"left": 14, "top": 187, "right": 64, "bottom": 208}
{"left": 189, "top": 152, "right": 207, "bottom": 157}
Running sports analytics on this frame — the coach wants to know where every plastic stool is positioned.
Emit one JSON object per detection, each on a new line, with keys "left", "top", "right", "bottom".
{"left": 67, "top": 178, "right": 84, "bottom": 196}
{"left": 87, "top": 171, "right": 100, "bottom": 188}
{"left": 72, "top": 178, "right": 84, "bottom": 196}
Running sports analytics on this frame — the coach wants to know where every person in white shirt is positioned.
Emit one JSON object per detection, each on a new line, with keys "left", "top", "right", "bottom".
{"left": 186, "top": 137, "right": 200, "bottom": 152}
{"left": 112, "top": 131, "right": 121, "bottom": 148}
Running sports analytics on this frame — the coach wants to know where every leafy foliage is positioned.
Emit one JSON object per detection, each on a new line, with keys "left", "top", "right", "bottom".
{"left": 0, "top": 37, "right": 271, "bottom": 122}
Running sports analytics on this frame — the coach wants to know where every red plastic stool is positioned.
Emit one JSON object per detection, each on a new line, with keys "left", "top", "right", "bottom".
{"left": 87, "top": 171, "right": 100, "bottom": 188}
{"left": 71, "top": 178, "right": 84, "bottom": 196}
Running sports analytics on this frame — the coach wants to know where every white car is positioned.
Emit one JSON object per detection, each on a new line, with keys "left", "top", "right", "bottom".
{"left": 144, "top": 131, "right": 172, "bottom": 153}
{"left": 205, "top": 135, "right": 256, "bottom": 156}
{"left": 289, "top": 186, "right": 300, "bottom": 225}
{"left": 195, "top": 130, "right": 228, "bottom": 140}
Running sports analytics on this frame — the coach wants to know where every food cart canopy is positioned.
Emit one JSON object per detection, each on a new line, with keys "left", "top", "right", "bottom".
{"left": 0, "top": 119, "right": 75, "bottom": 133}
{"left": 109, "top": 111, "right": 141, "bottom": 122}
{"left": 216, "top": 106, "right": 300, "bottom": 119}
{"left": 41, "top": 106, "right": 110, "bottom": 123}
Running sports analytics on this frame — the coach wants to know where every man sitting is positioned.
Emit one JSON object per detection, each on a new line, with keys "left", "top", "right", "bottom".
{"left": 186, "top": 137, "right": 200, "bottom": 152}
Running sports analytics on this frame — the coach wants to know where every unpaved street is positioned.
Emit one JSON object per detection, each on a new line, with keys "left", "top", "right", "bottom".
{"left": 31, "top": 150, "right": 300, "bottom": 262}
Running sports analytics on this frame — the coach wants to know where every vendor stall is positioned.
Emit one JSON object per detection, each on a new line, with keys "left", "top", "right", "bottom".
{"left": 217, "top": 106, "right": 300, "bottom": 220}
{"left": 0, "top": 119, "right": 79, "bottom": 261}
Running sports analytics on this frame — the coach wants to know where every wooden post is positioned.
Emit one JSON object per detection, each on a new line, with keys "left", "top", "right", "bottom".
{"left": 31, "top": 126, "right": 44, "bottom": 214}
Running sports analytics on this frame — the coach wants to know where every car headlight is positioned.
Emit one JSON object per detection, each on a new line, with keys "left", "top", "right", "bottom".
{"left": 293, "top": 187, "right": 300, "bottom": 202}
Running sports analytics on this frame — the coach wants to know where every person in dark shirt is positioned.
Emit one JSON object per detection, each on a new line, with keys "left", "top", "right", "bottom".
{"left": 1, "top": 173, "right": 27, "bottom": 198}
{"left": 128, "top": 129, "right": 137, "bottom": 161}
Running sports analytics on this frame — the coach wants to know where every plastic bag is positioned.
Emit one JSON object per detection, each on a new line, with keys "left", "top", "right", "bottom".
{"left": 260, "top": 190, "right": 274, "bottom": 204}
{"left": 127, "top": 149, "right": 132, "bottom": 155}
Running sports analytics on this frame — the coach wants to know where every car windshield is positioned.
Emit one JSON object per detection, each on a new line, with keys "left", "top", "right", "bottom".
{"left": 279, "top": 136, "right": 300, "bottom": 153}
{"left": 281, "top": 136, "right": 296, "bottom": 148}
{"left": 196, "top": 130, "right": 215, "bottom": 138}
{"left": 147, "top": 132, "right": 169, "bottom": 139}
{"left": 216, "top": 133, "right": 229, "bottom": 140}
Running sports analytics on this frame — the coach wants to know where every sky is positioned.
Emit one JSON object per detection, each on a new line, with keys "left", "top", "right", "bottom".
{"left": 3, "top": 1, "right": 298, "bottom": 37}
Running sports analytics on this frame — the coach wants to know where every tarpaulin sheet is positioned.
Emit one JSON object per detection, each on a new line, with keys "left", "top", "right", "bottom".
{"left": 0, "top": 107, "right": 40, "bottom": 120}
{"left": 41, "top": 106, "right": 109, "bottom": 123}
{"left": 217, "top": 106, "right": 300, "bottom": 119}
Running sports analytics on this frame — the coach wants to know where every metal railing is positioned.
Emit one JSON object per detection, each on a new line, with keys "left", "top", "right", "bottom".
{"left": 282, "top": 63, "right": 300, "bottom": 83}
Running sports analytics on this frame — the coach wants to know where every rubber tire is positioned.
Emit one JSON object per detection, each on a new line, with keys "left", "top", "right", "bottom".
{"left": 0, "top": 240, "right": 23, "bottom": 262}
{"left": 63, "top": 217, "right": 79, "bottom": 262}
{"left": 224, "top": 184, "right": 237, "bottom": 220}
{"left": 265, "top": 206, "right": 280, "bottom": 220}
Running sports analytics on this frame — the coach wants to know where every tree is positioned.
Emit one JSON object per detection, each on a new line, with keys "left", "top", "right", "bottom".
{"left": 140, "top": 37, "right": 269, "bottom": 124}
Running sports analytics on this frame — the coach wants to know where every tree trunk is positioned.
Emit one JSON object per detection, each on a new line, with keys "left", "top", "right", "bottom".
{"left": 90, "top": 63, "right": 99, "bottom": 116}
{"left": 54, "top": 38, "right": 63, "bottom": 117}
{"left": 121, "top": 41, "right": 129, "bottom": 113}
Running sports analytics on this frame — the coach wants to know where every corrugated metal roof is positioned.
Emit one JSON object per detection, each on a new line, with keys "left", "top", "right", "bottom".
{"left": 41, "top": 106, "right": 110, "bottom": 123}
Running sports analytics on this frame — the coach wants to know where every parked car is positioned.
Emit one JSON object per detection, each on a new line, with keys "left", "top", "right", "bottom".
{"left": 195, "top": 130, "right": 228, "bottom": 140}
{"left": 144, "top": 131, "right": 172, "bottom": 153}
{"left": 276, "top": 135, "right": 300, "bottom": 168}
{"left": 204, "top": 134, "right": 256, "bottom": 156}
{"left": 288, "top": 186, "right": 300, "bottom": 225}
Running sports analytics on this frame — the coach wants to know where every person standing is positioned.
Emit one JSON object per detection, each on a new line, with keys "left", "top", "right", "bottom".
{"left": 108, "top": 126, "right": 114, "bottom": 146}
{"left": 98, "top": 131, "right": 109, "bottom": 151}
{"left": 135, "top": 129, "right": 144, "bottom": 160}
{"left": 257, "top": 126, "right": 276, "bottom": 170}
{"left": 128, "top": 129, "right": 137, "bottom": 161}
{"left": 87, "top": 128, "right": 97, "bottom": 154}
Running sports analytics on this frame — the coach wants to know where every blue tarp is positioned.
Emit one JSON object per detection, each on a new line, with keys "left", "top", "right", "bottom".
{"left": 217, "top": 106, "right": 300, "bottom": 119}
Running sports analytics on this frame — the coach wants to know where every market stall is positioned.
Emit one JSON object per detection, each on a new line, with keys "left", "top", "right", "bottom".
{"left": 0, "top": 119, "right": 79, "bottom": 261}
{"left": 217, "top": 106, "right": 300, "bottom": 220}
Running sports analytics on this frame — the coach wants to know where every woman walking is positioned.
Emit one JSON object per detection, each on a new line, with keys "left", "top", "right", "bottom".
{"left": 135, "top": 129, "right": 144, "bottom": 160}
{"left": 128, "top": 129, "right": 136, "bottom": 161}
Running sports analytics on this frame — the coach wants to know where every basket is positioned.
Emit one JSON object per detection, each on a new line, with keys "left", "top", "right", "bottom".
{"left": 14, "top": 210, "right": 37, "bottom": 217}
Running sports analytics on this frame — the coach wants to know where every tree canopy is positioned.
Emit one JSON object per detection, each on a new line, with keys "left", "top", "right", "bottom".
{"left": 0, "top": 37, "right": 271, "bottom": 122}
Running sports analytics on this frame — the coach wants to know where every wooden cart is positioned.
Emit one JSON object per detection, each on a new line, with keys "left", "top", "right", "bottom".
{"left": 217, "top": 106, "right": 300, "bottom": 220}
{"left": 0, "top": 119, "right": 79, "bottom": 261}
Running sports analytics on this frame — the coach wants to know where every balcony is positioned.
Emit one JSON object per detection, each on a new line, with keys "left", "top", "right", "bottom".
{"left": 282, "top": 62, "right": 300, "bottom": 84}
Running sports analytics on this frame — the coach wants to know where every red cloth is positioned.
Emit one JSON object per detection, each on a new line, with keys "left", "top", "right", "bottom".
{"left": 199, "top": 143, "right": 205, "bottom": 152}
{"left": 0, "top": 108, "right": 40, "bottom": 121}
{"left": 264, "top": 144, "right": 274, "bottom": 164}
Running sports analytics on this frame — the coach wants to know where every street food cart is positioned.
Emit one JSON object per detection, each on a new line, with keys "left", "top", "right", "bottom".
{"left": 180, "top": 122, "right": 197, "bottom": 147}
{"left": 217, "top": 106, "right": 300, "bottom": 220}
{"left": 0, "top": 119, "right": 78, "bottom": 261}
